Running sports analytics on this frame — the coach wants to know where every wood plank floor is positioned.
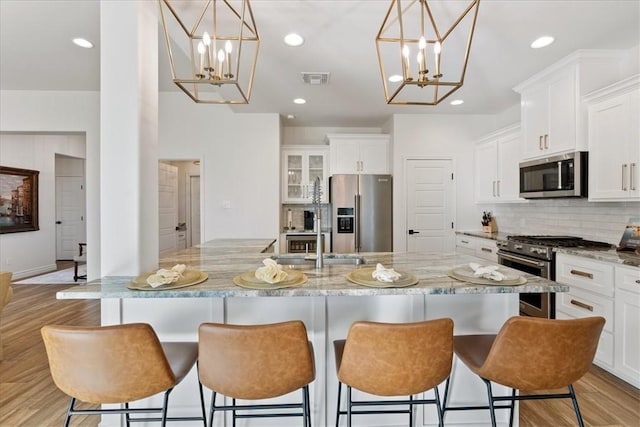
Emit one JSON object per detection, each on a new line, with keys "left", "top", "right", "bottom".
{"left": 0, "top": 279, "right": 638, "bottom": 426}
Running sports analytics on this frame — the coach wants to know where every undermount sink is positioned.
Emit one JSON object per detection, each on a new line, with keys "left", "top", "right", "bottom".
{"left": 271, "top": 254, "right": 366, "bottom": 266}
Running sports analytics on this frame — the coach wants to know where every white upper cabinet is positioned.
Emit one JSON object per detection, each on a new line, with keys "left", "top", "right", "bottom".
{"left": 585, "top": 75, "right": 640, "bottom": 201}
{"left": 475, "top": 124, "right": 524, "bottom": 203}
{"left": 514, "top": 50, "right": 626, "bottom": 161}
{"left": 327, "top": 134, "right": 390, "bottom": 175}
{"left": 282, "top": 146, "right": 329, "bottom": 203}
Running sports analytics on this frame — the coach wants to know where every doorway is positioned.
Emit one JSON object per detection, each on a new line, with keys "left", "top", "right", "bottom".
{"left": 405, "top": 158, "right": 455, "bottom": 253}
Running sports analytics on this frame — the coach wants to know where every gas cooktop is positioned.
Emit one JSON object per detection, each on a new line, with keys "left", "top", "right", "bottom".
{"left": 506, "top": 235, "right": 613, "bottom": 249}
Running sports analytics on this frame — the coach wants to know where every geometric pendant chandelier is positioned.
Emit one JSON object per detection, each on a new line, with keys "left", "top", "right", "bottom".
{"left": 158, "top": 0, "right": 260, "bottom": 104}
{"left": 376, "top": 0, "right": 480, "bottom": 105}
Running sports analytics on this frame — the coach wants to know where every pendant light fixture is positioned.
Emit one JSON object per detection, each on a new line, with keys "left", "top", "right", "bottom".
{"left": 376, "top": 0, "right": 480, "bottom": 105}
{"left": 158, "top": 0, "right": 260, "bottom": 104}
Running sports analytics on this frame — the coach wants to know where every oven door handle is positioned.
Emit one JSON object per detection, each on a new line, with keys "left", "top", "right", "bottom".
{"left": 498, "top": 251, "right": 546, "bottom": 268}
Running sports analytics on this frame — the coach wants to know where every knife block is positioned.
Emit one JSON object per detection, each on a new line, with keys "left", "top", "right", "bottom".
{"left": 482, "top": 218, "right": 497, "bottom": 233}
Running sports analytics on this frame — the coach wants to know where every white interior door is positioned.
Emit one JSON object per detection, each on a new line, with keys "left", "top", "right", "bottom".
{"left": 55, "top": 177, "right": 86, "bottom": 260}
{"left": 158, "top": 162, "right": 178, "bottom": 256}
{"left": 406, "top": 158, "right": 455, "bottom": 253}
{"left": 189, "top": 175, "right": 201, "bottom": 246}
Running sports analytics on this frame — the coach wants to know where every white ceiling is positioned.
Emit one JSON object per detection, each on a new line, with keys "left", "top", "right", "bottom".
{"left": 1, "top": 0, "right": 639, "bottom": 127}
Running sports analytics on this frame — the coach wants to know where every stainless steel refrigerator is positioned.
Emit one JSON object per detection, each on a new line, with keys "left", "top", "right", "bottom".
{"left": 330, "top": 174, "right": 392, "bottom": 253}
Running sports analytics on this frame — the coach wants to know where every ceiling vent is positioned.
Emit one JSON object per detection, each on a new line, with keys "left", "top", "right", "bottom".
{"left": 301, "top": 72, "right": 331, "bottom": 85}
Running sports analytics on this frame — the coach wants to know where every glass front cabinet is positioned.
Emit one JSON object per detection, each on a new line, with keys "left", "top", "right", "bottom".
{"left": 282, "top": 147, "right": 329, "bottom": 203}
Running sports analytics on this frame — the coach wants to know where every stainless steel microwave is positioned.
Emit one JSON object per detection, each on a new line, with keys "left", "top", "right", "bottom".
{"left": 519, "top": 152, "right": 588, "bottom": 199}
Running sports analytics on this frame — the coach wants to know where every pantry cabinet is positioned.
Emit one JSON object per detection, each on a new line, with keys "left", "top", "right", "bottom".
{"left": 514, "top": 50, "right": 626, "bottom": 161}
{"left": 327, "top": 134, "right": 390, "bottom": 175}
{"left": 585, "top": 74, "right": 640, "bottom": 201}
{"left": 474, "top": 124, "right": 524, "bottom": 203}
{"left": 282, "top": 146, "right": 329, "bottom": 203}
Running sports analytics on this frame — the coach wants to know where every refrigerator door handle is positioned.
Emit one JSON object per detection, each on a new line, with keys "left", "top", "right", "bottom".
{"left": 354, "top": 194, "right": 361, "bottom": 252}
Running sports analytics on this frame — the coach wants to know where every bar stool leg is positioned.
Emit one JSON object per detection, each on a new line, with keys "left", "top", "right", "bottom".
{"left": 335, "top": 381, "right": 342, "bottom": 427}
{"left": 160, "top": 388, "right": 172, "bottom": 427}
{"left": 408, "top": 394, "right": 413, "bottom": 427}
{"left": 346, "top": 386, "right": 353, "bottom": 427}
{"left": 434, "top": 386, "right": 444, "bottom": 427}
{"left": 63, "top": 397, "right": 75, "bottom": 427}
{"left": 125, "top": 402, "right": 131, "bottom": 427}
{"left": 568, "top": 384, "right": 585, "bottom": 427}
{"left": 208, "top": 391, "right": 217, "bottom": 427}
{"left": 482, "top": 379, "right": 498, "bottom": 427}
{"left": 232, "top": 398, "right": 237, "bottom": 427}
{"left": 509, "top": 388, "right": 516, "bottom": 427}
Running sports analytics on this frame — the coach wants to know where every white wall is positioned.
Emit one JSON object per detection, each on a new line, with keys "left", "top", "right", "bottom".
{"left": 0, "top": 90, "right": 100, "bottom": 279}
{"left": 282, "top": 126, "right": 382, "bottom": 146}
{"left": 0, "top": 134, "right": 86, "bottom": 279}
{"left": 159, "top": 92, "right": 280, "bottom": 240}
{"left": 390, "top": 114, "right": 504, "bottom": 252}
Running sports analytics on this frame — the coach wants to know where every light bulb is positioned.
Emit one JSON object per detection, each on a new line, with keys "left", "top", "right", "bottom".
{"left": 417, "top": 52, "right": 423, "bottom": 64}
{"left": 434, "top": 41, "right": 441, "bottom": 54}
{"left": 419, "top": 36, "right": 427, "bottom": 50}
{"left": 402, "top": 44, "right": 410, "bottom": 58}
{"left": 225, "top": 40, "right": 233, "bottom": 53}
{"left": 197, "top": 42, "right": 205, "bottom": 54}
{"left": 218, "top": 49, "right": 225, "bottom": 62}
{"left": 203, "top": 32, "right": 211, "bottom": 46}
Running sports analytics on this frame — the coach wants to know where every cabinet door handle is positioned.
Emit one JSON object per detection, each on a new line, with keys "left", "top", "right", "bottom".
{"left": 481, "top": 247, "right": 492, "bottom": 253}
{"left": 570, "top": 269, "right": 593, "bottom": 279}
{"left": 631, "top": 163, "right": 637, "bottom": 191}
{"left": 544, "top": 134, "right": 549, "bottom": 149}
{"left": 571, "top": 299, "right": 594, "bottom": 312}
{"left": 496, "top": 180, "right": 500, "bottom": 197}
{"left": 539, "top": 135, "right": 544, "bottom": 150}
{"left": 492, "top": 181, "right": 496, "bottom": 197}
{"left": 461, "top": 240, "right": 469, "bottom": 244}
{"left": 622, "top": 164, "right": 628, "bottom": 191}
{"left": 635, "top": 279, "right": 640, "bottom": 285}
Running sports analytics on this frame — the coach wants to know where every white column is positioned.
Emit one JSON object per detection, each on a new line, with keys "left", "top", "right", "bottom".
{"left": 100, "top": 0, "right": 158, "bottom": 276}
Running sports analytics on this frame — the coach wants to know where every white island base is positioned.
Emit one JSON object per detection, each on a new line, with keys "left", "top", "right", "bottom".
{"left": 100, "top": 293, "right": 519, "bottom": 427}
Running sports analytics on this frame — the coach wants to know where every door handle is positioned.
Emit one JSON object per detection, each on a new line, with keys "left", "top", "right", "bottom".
{"left": 631, "top": 163, "right": 636, "bottom": 191}
{"left": 539, "top": 135, "right": 543, "bottom": 150}
{"left": 622, "top": 164, "right": 628, "bottom": 191}
{"left": 570, "top": 299, "right": 594, "bottom": 312}
{"left": 55, "top": 221, "right": 62, "bottom": 224}
{"left": 408, "top": 229, "right": 420, "bottom": 235}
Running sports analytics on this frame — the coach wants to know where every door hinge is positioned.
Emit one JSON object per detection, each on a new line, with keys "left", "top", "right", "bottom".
{"left": 81, "top": 216, "right": 84, "bottom": 221}
{"left": 81, "top": 184, "right": 84, "bottom": 190}
{"left": 451, "top": 222, "right": 454, "bottom": 229}
{"left": 451, "top": 173, "right": 454, "bottom": 180}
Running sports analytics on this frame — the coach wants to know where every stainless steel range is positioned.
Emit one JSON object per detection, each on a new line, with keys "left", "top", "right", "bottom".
{"left": 497, "top": 235, "right": 612, "bottom": 318}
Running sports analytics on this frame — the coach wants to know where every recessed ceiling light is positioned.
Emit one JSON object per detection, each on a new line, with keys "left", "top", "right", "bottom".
{"left": 293, "top": 98, "right": 306, "bottom": 105}
{"left": 450, "top": 99, "right": 464, "bottom": 106}
{"left": 287, "top": 114, "right": 296, "bottom": 119}
{"left": 284, "top": 33, "right": 304, "bottom": 47}
{"left": 388, "top": 74, "right": 403, "bottom": 83}
{"left": 72, "top": 38, "right": 94, "bottom": 48}
{"left": 530, "top": 36, "right": 554, "bottom": 49}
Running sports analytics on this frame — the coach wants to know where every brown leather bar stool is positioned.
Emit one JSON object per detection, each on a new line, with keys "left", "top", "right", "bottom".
{"left": 442, "top": 316, "right": 605, "bottom": 427}
{"left": 198, "top": 320, "right": 315, "bottom": 427}
{"left": 334, "top": 318, "right": 454, "bottom": 427}
{"left": 41, "top": 323, "right": 206, "bottom": 427}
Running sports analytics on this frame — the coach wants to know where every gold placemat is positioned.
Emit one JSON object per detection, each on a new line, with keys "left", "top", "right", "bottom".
{"left": 233, "top": 270, "right": 307, "bottom": 290}
{"left": 128, "top": 270, "right": 209, "bottom": 291}
{"left": 448, "top": 265, "right": 527, "bottom": 286}
{"left": 346, "top": 267, "right": 418, "bottom": 288}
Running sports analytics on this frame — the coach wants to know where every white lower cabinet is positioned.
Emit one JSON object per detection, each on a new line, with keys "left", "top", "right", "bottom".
{"left": 556, "top": 253, "right": 640, "bottom": 387}
{"left": 455, "top": 234, "right": 499, "bottom": 263}
{"left": 614, "top": 264, "right": 640, "bottom": 387}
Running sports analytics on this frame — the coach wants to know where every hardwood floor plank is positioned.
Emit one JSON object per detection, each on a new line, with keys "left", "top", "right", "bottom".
{"left": 1, "top": 281, "right": 639, "bottom": 426}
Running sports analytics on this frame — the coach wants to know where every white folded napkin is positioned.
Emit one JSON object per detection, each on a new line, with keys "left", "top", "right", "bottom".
{"left": 372, "top": 263, "right": 401, "bottom": 283}
{"left": 255, "top": 258, "right": 288, "bottom": 284}
{"left": 469, "top": 262, "right": 505, "bottom": 282}
{"left": 146, "top": 264, "right": 186, "bottom": 288}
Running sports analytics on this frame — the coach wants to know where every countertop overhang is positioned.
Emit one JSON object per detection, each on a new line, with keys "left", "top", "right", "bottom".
{"left": 57, "top": 239, "right": 568, "bottom": 299}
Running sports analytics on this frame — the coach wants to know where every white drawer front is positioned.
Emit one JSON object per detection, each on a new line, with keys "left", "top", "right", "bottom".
{"left": 556, "top": 253, "right": 614, "bottom": 297}
{"left": 475, "top": 241, "right": 498, "bottom": 262}
{"left": 616, "top": 265, "right": 640, "bottom": 294}
{"left": 456, "top": 235, "right": 476, "bottom": 249}
{"left": 557, "top": 287, "right": 614, "bottom": 333}
{"left": 556, "top": 311, "right": 614, "bottom": 368}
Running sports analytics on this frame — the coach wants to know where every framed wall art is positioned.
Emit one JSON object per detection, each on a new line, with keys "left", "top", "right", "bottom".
{"left": 0, "top": 166, "right": 39, "bottom": 234}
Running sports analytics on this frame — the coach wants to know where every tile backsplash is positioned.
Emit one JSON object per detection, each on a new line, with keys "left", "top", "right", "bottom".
{"left": 487, "top": 200, "right": 640, "bottom": 245}
{"left": 282, "top": 204, "right": 331, "bottom": 231}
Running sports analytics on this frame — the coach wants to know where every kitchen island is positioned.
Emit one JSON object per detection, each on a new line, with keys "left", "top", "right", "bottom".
{"left": 58, "top": 239, "right": 569, "bottom": 427}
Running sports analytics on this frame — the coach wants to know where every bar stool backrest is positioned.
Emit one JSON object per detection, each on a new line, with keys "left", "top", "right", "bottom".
{"left": 338, "top": 318, "right": 454, "bottom": 396}
{"left": 198, "top": 320, "right": 315, "bottom": 400}
{"left": 41, "top": 323, "right": 176, "bottom": 404}
{"left": 477, "top": 316, "right": 605, "bottom": 390}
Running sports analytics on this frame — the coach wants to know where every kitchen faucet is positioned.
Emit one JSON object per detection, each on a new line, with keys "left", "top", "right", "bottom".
{"left": 312, "top": 177, "right": 323, "bottom": 269}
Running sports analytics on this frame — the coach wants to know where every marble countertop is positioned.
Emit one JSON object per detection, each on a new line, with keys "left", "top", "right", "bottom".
{"left": 456, "top": 230, "right": 510, "bottom": 241}
{"left": 57, "top": 239, "right": 568, "bottom": 299}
